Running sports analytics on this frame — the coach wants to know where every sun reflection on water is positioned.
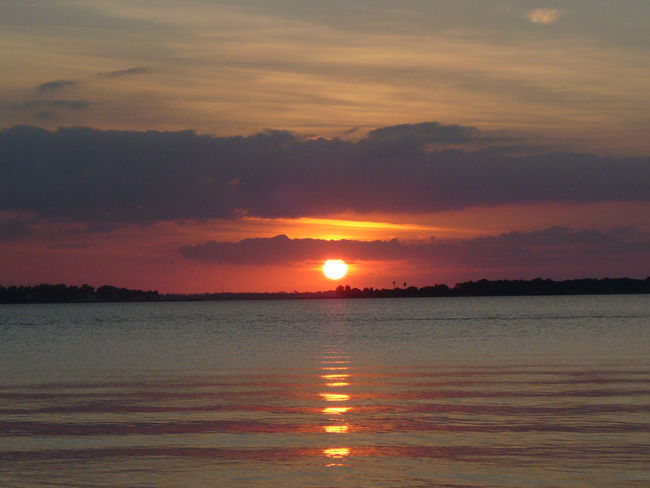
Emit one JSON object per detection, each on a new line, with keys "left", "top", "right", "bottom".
{"left": 320, "top": 347, "right": 352, "bottom": 467}
{"left": 321, "top": 374, "right": 349, "bottom": 380}
{"left": 323, "top": 447, "right": 350, "bottom": 458}
{"left": 322, "top": 406, "right": 350, "bottom": 415}
{"left": 320, "top": 393, "right": 350, "bottom": 402}
{"left": 323, "top": 447, "right": 351, "bottom": 467}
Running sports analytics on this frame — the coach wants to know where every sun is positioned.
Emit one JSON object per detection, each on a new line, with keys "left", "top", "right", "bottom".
{"left": 322, "top": 259, "right": 348, "bottom": 280}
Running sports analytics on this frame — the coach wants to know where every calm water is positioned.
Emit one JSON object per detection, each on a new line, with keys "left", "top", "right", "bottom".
{"left": 0, "top": 295, "right": 649, "bottom": 487}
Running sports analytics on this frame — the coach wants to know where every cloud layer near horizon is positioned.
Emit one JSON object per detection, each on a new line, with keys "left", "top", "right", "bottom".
{"left": 1, "top": 123, "right": 648, "bottom": 224}
{"left": 180, "top": 228, "right": 649, "bottom": 268}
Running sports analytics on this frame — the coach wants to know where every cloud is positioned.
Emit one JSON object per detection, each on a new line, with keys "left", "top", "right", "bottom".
{"left": 365, "top": 122, "right": 481, "bottom": 144}
{"left": 0, "top": 218, "right": 36, "bottom": 241}
{"left": 99, "top": 67, "right": 153, "bottom": 78}
{"left": 46, "top": 243, "right": 94, "bottom": 250}
{"left": 361, "top": 122, "right": 514, "bottom": 156}
{"left": 35, "top": 111, "right": 55, "bottom": 120}
{"left": 37, "top": 80, "right": 77, "bottom": 93}
{"left": 181, "top": 234, "right": 403, "bottom": 265}
{"left": 10, "top": 100, "right": 91, "bottom": 111}
{"left": 180, "top": 227, "right": 649, "bottom": 268}
{"left": 0, "top": 124, "right": 647, "bottom": 223}
{"left": 526, "top": 9, "right": 562, "bottom": 25}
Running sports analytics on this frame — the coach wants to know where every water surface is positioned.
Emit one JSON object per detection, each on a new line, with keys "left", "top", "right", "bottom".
{"left": 1, "top": 295, "right": 649, "bottom": 487}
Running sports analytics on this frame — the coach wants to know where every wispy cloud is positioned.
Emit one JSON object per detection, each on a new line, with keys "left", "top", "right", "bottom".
{"left": 10, "top": 100, "right": 91, "bottom": 111}
{"left": 526, "top": 9, "right": 563, "bottom": 25}
{"left": 99, "top": 67, "right": 153, "bottom": 78}
{"left": 0, "top": 217, "right": 36, "bottom": 241}
{"left": 37, "top": 80, "right": 77, "bottom": 93}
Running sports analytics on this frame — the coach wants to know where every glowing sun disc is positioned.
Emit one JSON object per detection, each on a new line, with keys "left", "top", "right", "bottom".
{"left": 323, "top": 259, "right": 348, "bottom": 280}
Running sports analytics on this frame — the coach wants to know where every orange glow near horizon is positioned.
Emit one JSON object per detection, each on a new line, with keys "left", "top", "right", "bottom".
{"left": 240, "top": 215, "right": 462, "bottom": 241}
{"left": 8, "top": 200, "right": 649, "bottom": 295}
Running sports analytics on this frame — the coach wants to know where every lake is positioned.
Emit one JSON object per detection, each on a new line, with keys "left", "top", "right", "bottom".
{"left": 1, "top": 295, "right": 649, "bottom": 487}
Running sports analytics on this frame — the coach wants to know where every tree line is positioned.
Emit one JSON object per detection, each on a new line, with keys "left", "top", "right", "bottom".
{"left": 333, "top": 277, "right": 650, "bottom": 299}
{"left": 170, "top": 277, "right": 650, "bottom": 301}
{"left": 1, "top": 277, "right": 648, "bottom": 304}
{"left": 0, "top": 284, "right": 159, "bottom": 303}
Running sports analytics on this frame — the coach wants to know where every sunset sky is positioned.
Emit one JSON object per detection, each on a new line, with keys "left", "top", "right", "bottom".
{"left": 1, "top": 0, "right": 649, "bottom": 292}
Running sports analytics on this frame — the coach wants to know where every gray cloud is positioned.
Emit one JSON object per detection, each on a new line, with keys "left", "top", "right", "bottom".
{"left": 35, "top": 111, "right": 55, "bottom": 119}
{"left": 37, "top": 80, "right": 77, "bottom": 93}
{"left": 181, "top": 234, "right": 402, "bottom": 265}
{"left": 99, "top": 67, "right": 153, "bottom": 78}
{"left": 366, "top": 122, "right": 481, "bottom": 144}
{"left": 0, "top": 124, "right": 648, "bottom": 223}
{"left": 11, "top": 100, "right": 91, "bottom": 111}
{"left": 180, "top": 227, "right": 650, "bottom": 268}
{"left": 0, "top": 218, "right": 35, "bottom": 241}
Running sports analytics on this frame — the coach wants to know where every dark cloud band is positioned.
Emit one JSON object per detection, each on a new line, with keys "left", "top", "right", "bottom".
{"left": 180, "top": 227, "right": 649, "bottom": 267}
{"left": 0, "top": 123, "right": 648, "bottom": 223}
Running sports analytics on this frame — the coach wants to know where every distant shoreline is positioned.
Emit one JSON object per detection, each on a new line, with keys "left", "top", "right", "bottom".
{"left": 1, "top": 277, "right": 649, "bottom": 304}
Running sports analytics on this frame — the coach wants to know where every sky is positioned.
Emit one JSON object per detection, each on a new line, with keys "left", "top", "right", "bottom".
{"left": 1, "top": 0, "right": 649, "bottom": 293}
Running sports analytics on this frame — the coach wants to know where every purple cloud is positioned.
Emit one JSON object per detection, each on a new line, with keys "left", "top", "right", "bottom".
{"left": 0, "top": 124, "right": 648, "bottom": 223}
{"left": 180, "top": 227, "right": 650, "bottom": 273}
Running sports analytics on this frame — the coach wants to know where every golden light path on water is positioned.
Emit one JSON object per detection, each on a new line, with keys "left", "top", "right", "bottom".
{"left": 320, "top": 347, "right": 353, "bottom": 467}
{"left": 321, "top": 407, "right": 350, "bottom": 415}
